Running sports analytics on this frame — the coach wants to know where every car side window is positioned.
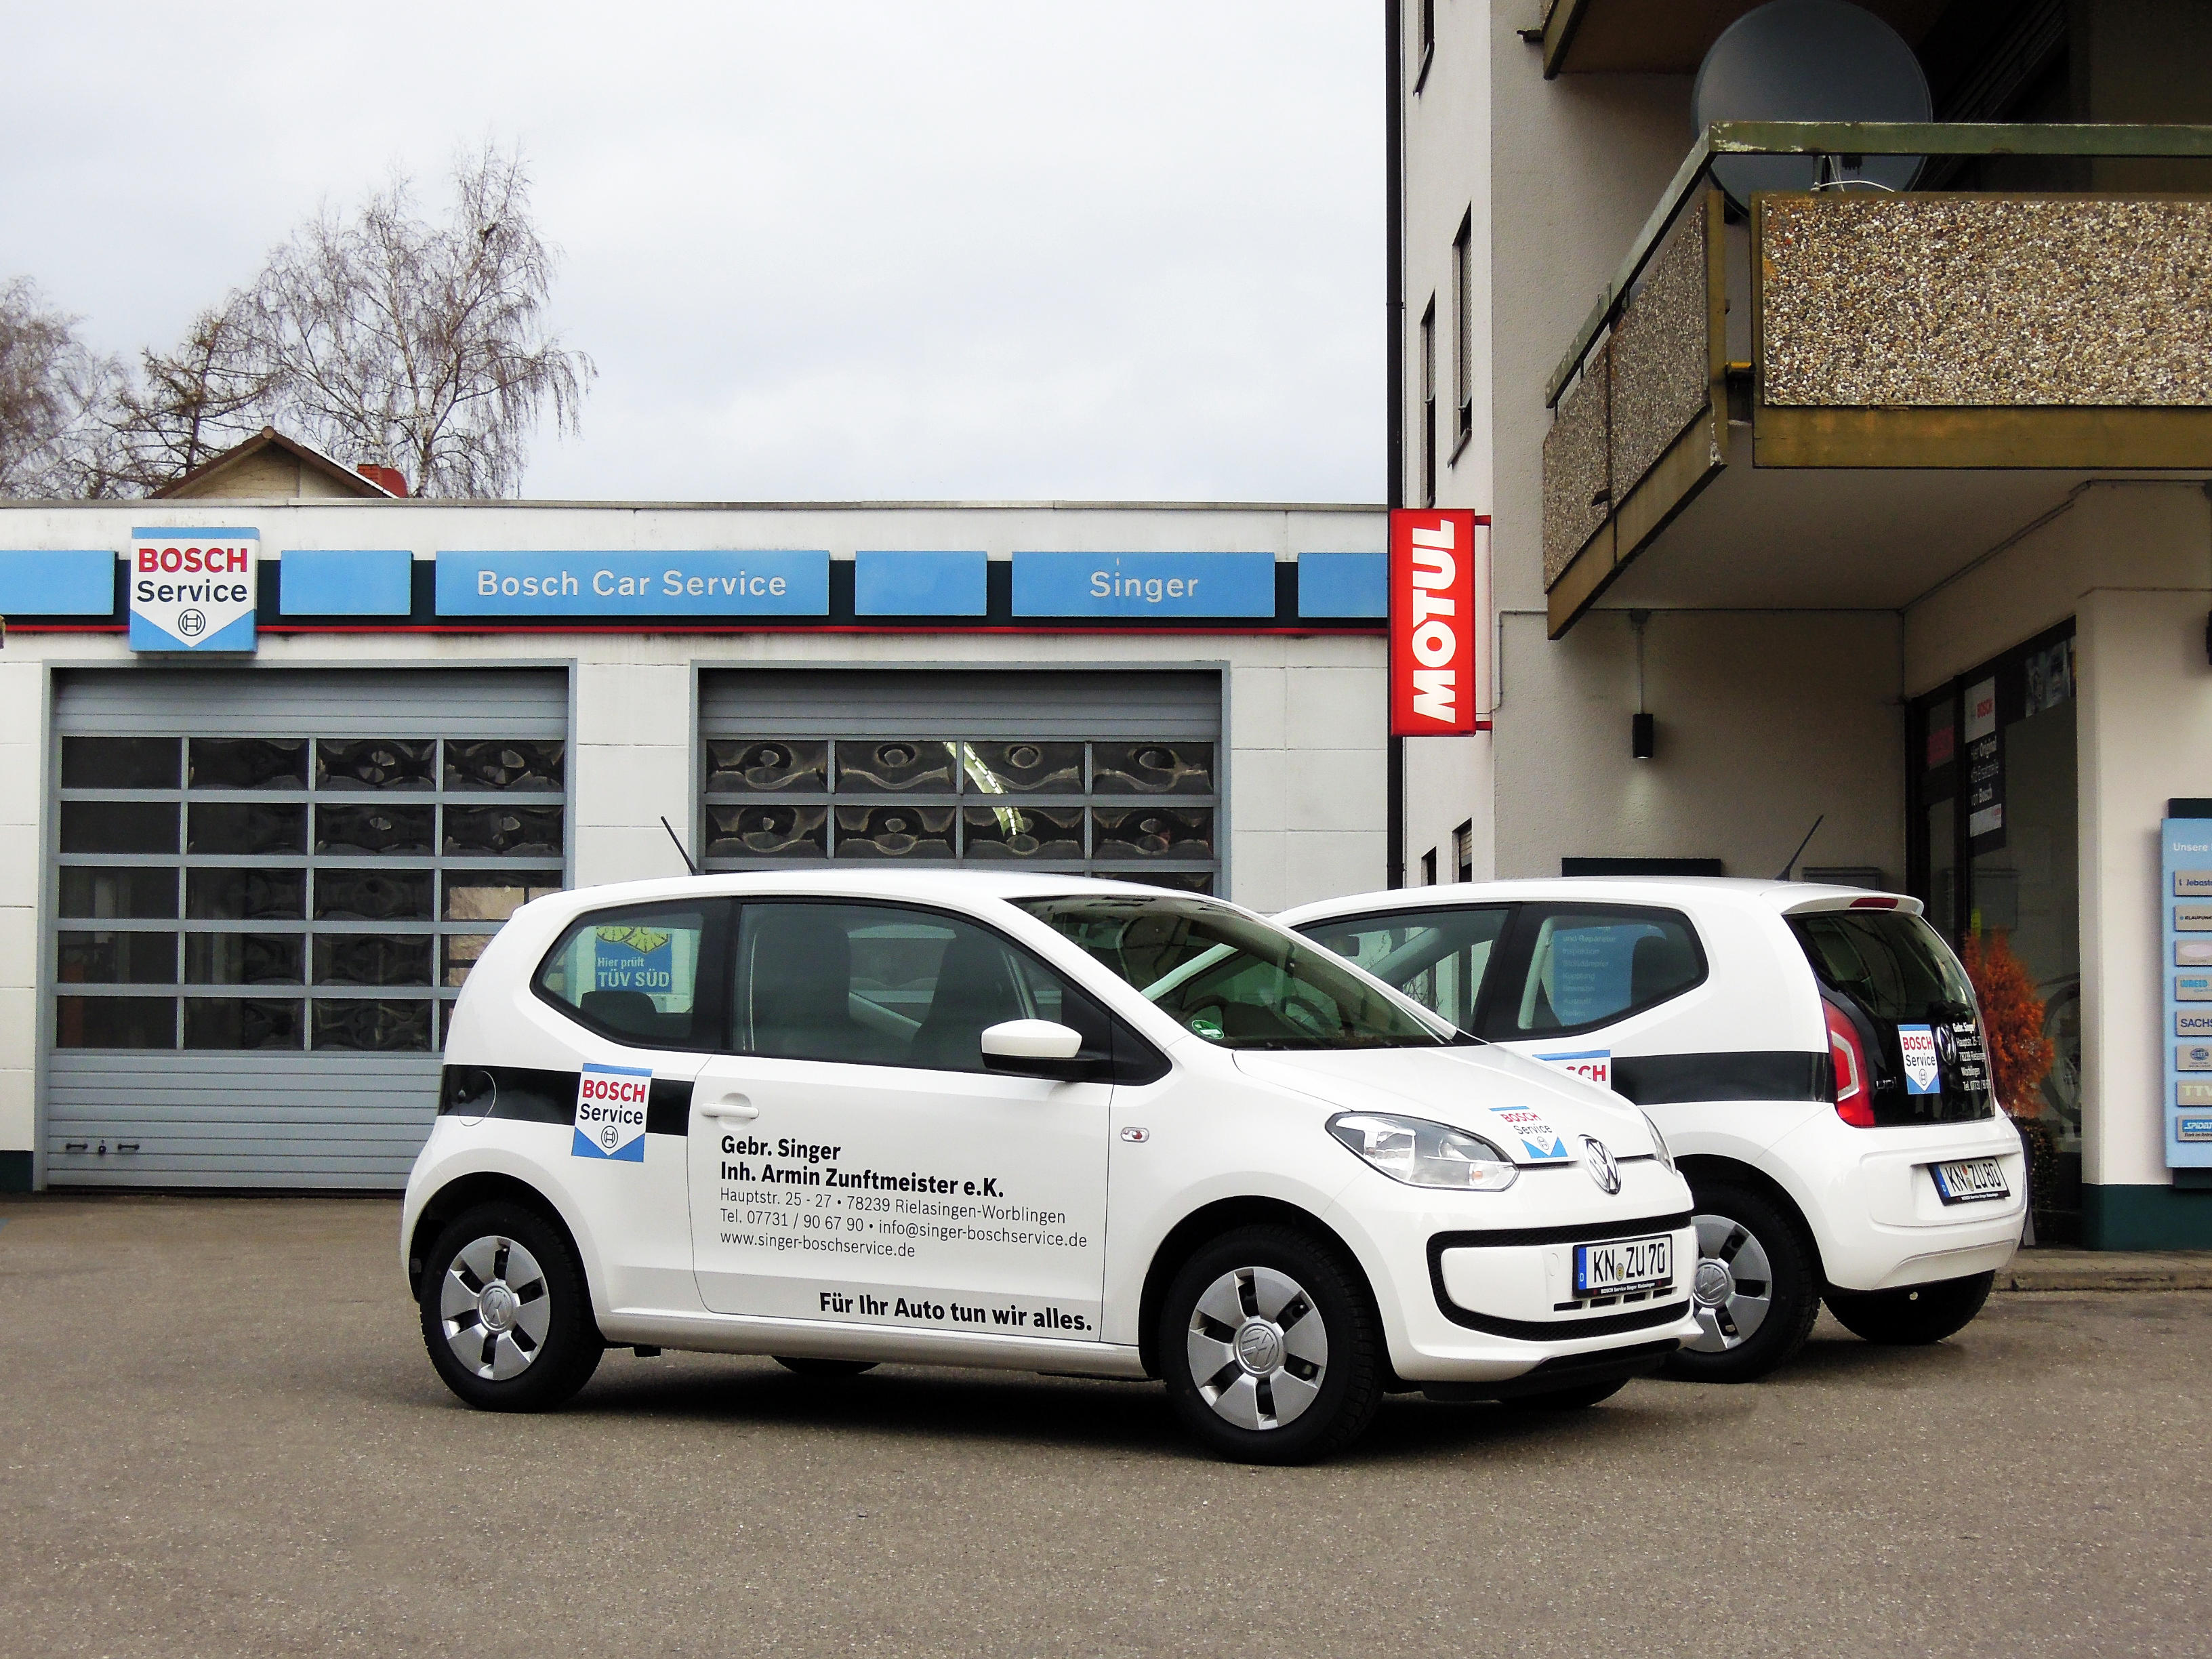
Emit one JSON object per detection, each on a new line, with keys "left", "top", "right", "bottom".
{"left": 535, "top": 902, "right": 712, "bottom": 1048}
{"left": 1494, "top": 906, "right": 1704, "bottom": 1038}
{"left": 1296, "top": 906, "right": 1510, "bottom": 1031}
{"left": 729, "top": 901, "right": 1109, "bottom": 1073}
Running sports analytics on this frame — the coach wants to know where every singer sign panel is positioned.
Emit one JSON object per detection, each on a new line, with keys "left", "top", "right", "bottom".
{"left": 1389, "top": 510, "right": 1487, "bottom": 736}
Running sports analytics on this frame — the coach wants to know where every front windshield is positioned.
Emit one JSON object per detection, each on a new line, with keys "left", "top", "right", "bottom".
{"left": 1014, "top": 894, "right": 1454, "bottom": 1050}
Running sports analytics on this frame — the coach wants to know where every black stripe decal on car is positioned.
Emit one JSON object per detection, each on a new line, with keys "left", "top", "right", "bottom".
{"left": 438, "top": 1064, "right": 694, "bottom": 1136}
{"left": 1607, "top": 1050, "right": 1827, "bottom": 1105}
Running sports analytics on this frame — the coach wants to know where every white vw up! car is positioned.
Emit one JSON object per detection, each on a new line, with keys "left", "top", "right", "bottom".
{"left": 403, "top": 872, "right": 1700, "bottom": 1461}
{"left": 1281, "top": 879, "right": 2026, "bottom": 1383}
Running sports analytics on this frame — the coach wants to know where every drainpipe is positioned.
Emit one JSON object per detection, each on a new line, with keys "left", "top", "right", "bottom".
{"left": 1385, "top": 0, "right": 1406, "bottom": 888}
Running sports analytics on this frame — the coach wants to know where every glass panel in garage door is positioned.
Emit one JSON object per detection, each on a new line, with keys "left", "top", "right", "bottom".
{"left": 701, "top": 736, "right": 1218, "bottom": 893}
{"left": 52, "top": 734, "right": 569, "bottom": 1054}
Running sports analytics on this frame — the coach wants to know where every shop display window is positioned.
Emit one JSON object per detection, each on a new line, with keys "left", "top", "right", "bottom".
{"left": 1907, "top": 621, "right": 2080, "bottom": 1237}
{"left": 54, "top": 734, "right": 568, "bottom": 1051}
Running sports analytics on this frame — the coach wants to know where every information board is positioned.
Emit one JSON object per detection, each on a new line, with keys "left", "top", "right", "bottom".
{"left": 2162, "top": 806, "right": 2212, "bottom": 1169}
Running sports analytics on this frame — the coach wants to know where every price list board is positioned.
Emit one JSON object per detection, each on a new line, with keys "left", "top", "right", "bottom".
{"left": 2163, "top": 806, "right": 2212, "bottom": 1169}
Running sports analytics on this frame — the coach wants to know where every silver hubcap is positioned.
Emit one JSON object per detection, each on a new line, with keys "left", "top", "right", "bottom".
{"left": 1186, "top": 1265, "right": 1328, "bottom": 1430}
{"left": 1685, "top": 1212, "right": 1772, "bottom": 1353}
{"left": 439, "top": 1235, "right": 552, "bottom": 1380}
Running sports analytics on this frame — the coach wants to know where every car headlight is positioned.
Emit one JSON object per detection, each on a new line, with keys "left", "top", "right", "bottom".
{"left": 1637, "top": 1109, "right": 1676, "bottom": 1173}
{"left": 1327, "top": 1112, "right": 1518, "bottom": 1191}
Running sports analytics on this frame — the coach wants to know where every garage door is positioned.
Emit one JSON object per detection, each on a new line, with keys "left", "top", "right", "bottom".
{"left": 47, "top": 668, "right": 568, "bottom": 1189}
{"left": 698, "top": 668, "right": 1221, "bottom": 892}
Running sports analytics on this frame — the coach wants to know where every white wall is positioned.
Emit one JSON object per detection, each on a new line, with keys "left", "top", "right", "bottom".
{"left": 1492, "top": 608, "right": 1905, "bottom": 879}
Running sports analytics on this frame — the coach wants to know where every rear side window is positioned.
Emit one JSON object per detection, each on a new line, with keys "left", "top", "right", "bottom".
{"left": 1295, "top": 906, "right": 1509, "bottom": 1032}
{"left": 1494, "top": 907, "right": 1704, "bottom": 1037}
{"left": 1788, "top": 910, "right": 1975, "bottom": 1021}
{"left": 536, "top": 903, "right": 712, "bottom": 1048}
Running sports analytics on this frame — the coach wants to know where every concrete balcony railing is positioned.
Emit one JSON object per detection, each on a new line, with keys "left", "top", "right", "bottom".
{"left": 1540, "top": 122, "right": 2212, "bottom": 636}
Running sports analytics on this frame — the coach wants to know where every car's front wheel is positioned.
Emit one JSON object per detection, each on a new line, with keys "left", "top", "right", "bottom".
{"left": 1824, "top": 1272, "right": 1994, "bottom": 1345}
{"left": 1660, "top": 1181, "right": 1821, "bottom": 1384}
{"left": 419, "top": 1202, "right": 603, "bottom": 1411}
{"left": 1158, "top": 1225, "right": 1382, "bottom": 1465}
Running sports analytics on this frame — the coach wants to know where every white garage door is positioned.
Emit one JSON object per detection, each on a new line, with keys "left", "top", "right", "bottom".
{"left": 47, "top": 668, "right": 568, "bottom": 1189}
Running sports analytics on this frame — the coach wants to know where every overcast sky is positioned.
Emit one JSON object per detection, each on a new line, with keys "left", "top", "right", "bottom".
{"left": 1, "top": 3, "right": 1382, "bottom": 504}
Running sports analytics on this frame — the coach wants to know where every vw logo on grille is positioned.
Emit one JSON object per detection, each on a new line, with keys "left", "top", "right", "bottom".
{"left": 1580, "top": 1135, "right": 1622, "bottom": 1195}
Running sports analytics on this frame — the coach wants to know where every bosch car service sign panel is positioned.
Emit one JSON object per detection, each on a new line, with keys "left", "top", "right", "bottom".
{"left": 127, "top": 527, "right": 258, "bottom": 651}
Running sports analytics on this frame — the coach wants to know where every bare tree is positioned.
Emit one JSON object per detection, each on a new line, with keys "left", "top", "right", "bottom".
{"left": 0, "top": 278, "right": 119, "bottom": 497}
{"left": 247, "top": 144, "right": 594, "bottom": 496}
{"left": 100, "top": 299, "right": 279, "bottom": 493}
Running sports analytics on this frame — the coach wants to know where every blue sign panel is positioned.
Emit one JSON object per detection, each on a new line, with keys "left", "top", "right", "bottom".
{"left": 1012, "top": 552, "right": 1275, "bottom": 618}
{"left": 281, "top": 550, "right": 413, "bottom": 616}
{"left": 2164, "top": 812, "right": 2212, "bottom": 1168}
{"left": 0, "top": 550, "right": 115, "bottom": 615}
{"left": 436, "top": 550, "right": 829, "bottom": 617}
{"left": 855, "top": 550, "right": 987, "bottom": 616}
{"left": 1296, "top": 552, "right": 1387, "bottom": 618}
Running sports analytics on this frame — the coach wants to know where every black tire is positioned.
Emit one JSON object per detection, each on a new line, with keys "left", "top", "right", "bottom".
{"left": 1511, "top": 1377, "right": 1629, "bottom": 1410}
{"left": 1824, "top": 1272, "right": 1994, "bottom": 1345}
{"left": 419, "top": 1201, "right": 602, "bottom": 1411}
{"left": 773, "top": 1356, "right": 880, "bottom": 1378}
{"left": 1660, "top": 1180, "right": 1821, "bottom": 1385}
{"left": 1157, "top": 1223, "right": 1383, "bottom": 1465}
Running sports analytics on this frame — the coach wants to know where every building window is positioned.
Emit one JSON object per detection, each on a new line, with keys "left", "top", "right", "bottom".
{"left": 1453, "top": 819, "right": 1473, "bottom": 883}
{"left": 1415, "top": 0, "right": 1435, "bottom": 90}
{"left": 53, "top": 735, "right": 567, "bottom": 1052}
{"left": 1420, "top": 846, "right": 1438, "bottom": 886}
{"left": 700, "top": 737, "right": 1216, "bottom": 895}
{"left": 1418, "top": 298, "right": 1437, "bottom": 508}
{"left": 1452, "top": 210, "right": 1474, "bottom": 454}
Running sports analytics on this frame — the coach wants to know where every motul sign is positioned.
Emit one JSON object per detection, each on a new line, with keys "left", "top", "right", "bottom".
{"left": 1389, "top": 509, "right": 1488, "bottom": 735}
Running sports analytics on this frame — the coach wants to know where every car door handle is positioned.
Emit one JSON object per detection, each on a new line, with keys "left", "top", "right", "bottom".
{"left": 701, "top": 1097, "right": 757, "bottom": 1122}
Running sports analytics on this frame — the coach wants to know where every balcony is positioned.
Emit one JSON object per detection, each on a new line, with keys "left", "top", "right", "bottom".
{"left": 1535, "top": 1, "right": 1942, "bottom": 79}
{"left": 1540, "top": 122, "right": 2212, "bottom": 636}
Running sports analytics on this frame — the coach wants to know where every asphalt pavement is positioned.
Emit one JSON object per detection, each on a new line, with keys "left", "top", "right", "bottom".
{"left": 1, "top": 1194, "right": 2204, "bottom": 1659}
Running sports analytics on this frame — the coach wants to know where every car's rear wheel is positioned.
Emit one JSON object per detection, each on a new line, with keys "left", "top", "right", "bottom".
{"left": 419, "top": 1202, "right": 602, "bottom": 1411}
{"left": 1158, "top": 1225, "right": 1382, "bottom": 1465}
{"left": 1824, "top": 1271, "right": 1994, "bottom": 1345}
{"left": 773, "top": 1356, "right": 880, "bottom": 1378}
{"left": 1660, "top": 1181, "right": 1820, "bottom": 1384}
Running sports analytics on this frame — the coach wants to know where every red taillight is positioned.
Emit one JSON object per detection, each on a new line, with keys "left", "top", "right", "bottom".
{"left": 1826, "top": 1001, "right": 1876, "bottom": 1127}
{"left": 1849, "top": 895, "right": 1900, "bottom": 909}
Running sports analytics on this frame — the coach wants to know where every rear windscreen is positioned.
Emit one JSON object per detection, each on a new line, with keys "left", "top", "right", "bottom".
{"left": 1788, "top": 910, "right": 1974, "bottom": 1021}
{"left": 1789, "top": 908, "right": 1992, "bottom": 1122}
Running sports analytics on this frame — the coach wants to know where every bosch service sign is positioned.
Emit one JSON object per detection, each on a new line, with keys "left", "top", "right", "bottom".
{"left": 127, "top": 526, "right": 258, "bottom": 652}
{"left": 1388, "top": 509, "right": 1488, "bottom": 737}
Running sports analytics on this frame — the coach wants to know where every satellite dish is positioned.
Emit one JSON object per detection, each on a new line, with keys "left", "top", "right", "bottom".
{"left": 1693, "top": 0, "right": 1931, "bottom": 207}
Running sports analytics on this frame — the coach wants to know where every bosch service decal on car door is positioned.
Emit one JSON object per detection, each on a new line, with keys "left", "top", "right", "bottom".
{"left": 688, "top": 902, "right": 1111, "bottom": 1338}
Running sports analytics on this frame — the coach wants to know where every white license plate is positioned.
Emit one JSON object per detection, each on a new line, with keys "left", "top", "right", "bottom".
{"left": 1931, "top": 1158, "right": 2009, "bottom": 1204}
{"left": 1574, "top": 1233, "right": 1673, "bottom": 1295}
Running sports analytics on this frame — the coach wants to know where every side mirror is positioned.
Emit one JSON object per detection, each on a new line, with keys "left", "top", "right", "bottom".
{"left": 980, "top": 1019, "right": 1095, "bottom": 1080}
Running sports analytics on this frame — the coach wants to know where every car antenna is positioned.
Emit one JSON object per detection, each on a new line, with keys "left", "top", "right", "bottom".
{"left": 1775, "top": 813, "right": 1824, "bottom": 882}
{"left": 660, "top": 816, "right": 700, "bottom": 876}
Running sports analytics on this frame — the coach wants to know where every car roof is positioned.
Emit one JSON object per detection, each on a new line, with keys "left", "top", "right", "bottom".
{"left": 1277, "top": 876, "right": 1922, "bottom": 925}
{"left": 522, "top": 867, "right": 1233, "bottom": 916}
